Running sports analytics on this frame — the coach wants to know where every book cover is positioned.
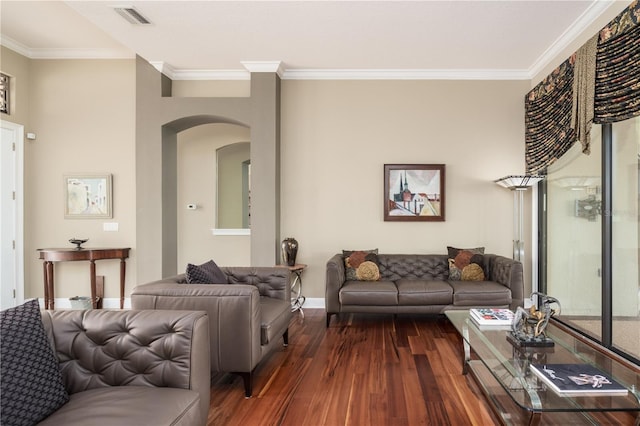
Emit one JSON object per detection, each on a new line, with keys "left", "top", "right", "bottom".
{"left": 529, "top": 363, "right": 628, "bottom": 397}
{"left": 469, "top": 308, "right": 515, "bottom": 325}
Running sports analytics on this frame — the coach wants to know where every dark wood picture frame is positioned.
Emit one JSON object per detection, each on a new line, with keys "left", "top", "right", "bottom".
{"left": 384, "top": 164, "right": 445, "bottom": 222}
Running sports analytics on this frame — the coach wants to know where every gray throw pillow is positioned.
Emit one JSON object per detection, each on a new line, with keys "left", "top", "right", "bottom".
{"left": 0, "top": 299, "right": 69, "bottom": 425}
{"left": 186, "top": 259, "right": 228, "bottom": 284}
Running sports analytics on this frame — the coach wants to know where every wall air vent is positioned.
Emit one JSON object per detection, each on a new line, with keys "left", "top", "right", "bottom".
{"left": 114, "top": 7, "right": 152, "bottom": 25}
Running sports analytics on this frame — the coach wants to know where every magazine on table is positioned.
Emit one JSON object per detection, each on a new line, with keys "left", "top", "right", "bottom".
{"left": 530, "top": 363, "right": 628, "bottom": 397}
{"left": 469, "top": 308, "right": 515, "bottom": 326}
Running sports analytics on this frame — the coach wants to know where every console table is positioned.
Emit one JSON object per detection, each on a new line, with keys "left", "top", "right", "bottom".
{"left": 38, "top": 247, "right": 130, "bottom": 310}
{"left": 445, "top": 310, "right": 640, "bottom": 425}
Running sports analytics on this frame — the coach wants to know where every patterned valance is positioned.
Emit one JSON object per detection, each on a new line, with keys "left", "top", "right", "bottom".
{"left": 594, "top": 0, "right": 640, "bottom": 123}
{"left": 525, "top": 58, "right": 576, "bottom": 174}
{"left": 525, "top": 0, "right": 639, "bottom": 173}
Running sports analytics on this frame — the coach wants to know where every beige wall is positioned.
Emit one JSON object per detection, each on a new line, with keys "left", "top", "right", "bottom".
{"left": 5, "top": 48, "right": 529, "bottom": 303}
{"left": 280, "top": 80, "right": 529, "bottom": 298}
{"left": 172, "top": 80, "right": 250, "bottom": 98}
{"left": 15, "top": 56, "right": 136, "bottom": 301}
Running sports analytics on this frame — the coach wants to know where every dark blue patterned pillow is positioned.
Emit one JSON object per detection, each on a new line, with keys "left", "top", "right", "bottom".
{"left": 0, "top": 299, "right": 69, "bottom": 425}
{"left": 186, "top": 259, "right": 228, "bottom": 284}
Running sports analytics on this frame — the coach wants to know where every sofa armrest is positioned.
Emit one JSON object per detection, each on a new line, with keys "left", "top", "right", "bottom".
{"left": 41, "top": 309, "right": 210, "bottom": 423}
{"left": 325, "top": 253, "right": 345, "bottom": 315}
{"left": 131, "top": 282, "right": 262, "bottom": 374}
{"left": 485, "top": 254, "right": 524, "bottom": 310}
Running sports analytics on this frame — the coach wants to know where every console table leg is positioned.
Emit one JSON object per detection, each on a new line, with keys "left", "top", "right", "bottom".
{"left": 120, "top": 259, "right": 126, "bottom": 309}
{"left": 89, "top": 260, "right": 97, "bottom": 309}
{"left": 44, "top": 261, "right": 54, "bottom": 310}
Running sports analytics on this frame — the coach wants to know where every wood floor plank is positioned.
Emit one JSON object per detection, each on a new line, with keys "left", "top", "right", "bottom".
{"left": 208, "top": 310, "right": 637, "bottom": 425}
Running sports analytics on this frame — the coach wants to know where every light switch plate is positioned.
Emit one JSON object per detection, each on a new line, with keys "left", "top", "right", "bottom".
{"left": 103, "top": 222, "right": 119, "bottom": 232}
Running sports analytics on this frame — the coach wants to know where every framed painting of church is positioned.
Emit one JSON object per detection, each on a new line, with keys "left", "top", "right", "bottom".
{"left": 384, "top": 164, "right": 445, "bottom": 222}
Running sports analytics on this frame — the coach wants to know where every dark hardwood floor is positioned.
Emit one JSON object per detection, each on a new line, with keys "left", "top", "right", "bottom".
{"left": 207, "top": 309, "right": 637, "bottom": 425}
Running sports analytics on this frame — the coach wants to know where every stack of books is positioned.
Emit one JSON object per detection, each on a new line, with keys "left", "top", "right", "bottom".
{"left": 529, "top": 363, "right": 628, "bottom": 397}
{"left": 469, "top": 308, "right": 515, "bottom": 328}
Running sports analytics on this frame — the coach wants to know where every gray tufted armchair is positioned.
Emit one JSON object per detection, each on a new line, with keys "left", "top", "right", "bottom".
{"left": 39, "top": 309, "right": 210, "bottom": 426}
{"left": 131, "top": 266, "right": 292, "bottom": 398}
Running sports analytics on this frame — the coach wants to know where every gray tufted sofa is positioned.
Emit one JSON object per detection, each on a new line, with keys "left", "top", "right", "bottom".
{"left": 325, "top": 253, "right": 524, "bottom": 327}
{"left": 131, "top": 266, "right": 292, "bottom": 398}
{"left": 38, "top": 309, "right": 210, "bottom": 426}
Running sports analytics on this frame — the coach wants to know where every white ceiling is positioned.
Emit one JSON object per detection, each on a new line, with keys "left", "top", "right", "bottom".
{"left": 0, "top": 1, "right": 630, "bottom": 80}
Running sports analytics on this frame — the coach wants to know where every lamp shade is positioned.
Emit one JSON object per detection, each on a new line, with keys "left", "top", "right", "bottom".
{"left": 494, "top": 175, "right": 544, "bottom": 190}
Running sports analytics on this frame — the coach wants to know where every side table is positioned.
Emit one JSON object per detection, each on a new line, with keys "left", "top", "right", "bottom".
{"left": 278, "top": 264, "right": 307, "bottom": 317}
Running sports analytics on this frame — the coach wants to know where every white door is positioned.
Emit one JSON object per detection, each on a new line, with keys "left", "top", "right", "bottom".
{"left": 0, "top": 121, "right": 24, "bottom": 309}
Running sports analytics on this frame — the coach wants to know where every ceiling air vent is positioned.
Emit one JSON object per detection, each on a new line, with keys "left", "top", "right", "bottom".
{"left": 114, "top": 7, "right": 152, "bottom": 25}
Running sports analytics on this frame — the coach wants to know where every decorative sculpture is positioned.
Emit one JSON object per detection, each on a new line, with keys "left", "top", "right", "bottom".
{"left": 69, "top": 238, "right": 88, "bottom": 250}
{"left": 509, "top": 292, "right": 561, "bottom": 347}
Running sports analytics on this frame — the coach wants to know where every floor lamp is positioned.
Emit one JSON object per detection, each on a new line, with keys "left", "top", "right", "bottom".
{"left": 494, "top": 175, "right": 544, "bottom": 262}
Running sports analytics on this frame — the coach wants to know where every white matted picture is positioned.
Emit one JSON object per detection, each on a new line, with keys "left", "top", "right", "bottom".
{"left": 64, "top": 174, "right": 112, "bottom": 219}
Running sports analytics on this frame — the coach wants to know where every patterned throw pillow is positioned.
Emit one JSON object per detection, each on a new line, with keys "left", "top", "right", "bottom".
{"left": 342, "top": 249, "right": 380, "bottom": 281}
{"left": 0, "top": 299, "right": 69, "bottom": 425}
{"left": 447, "top": 246, "right": 485, "bottom": 281}
{"left": 186, "top": 259, "right": 228, "bottom": 284}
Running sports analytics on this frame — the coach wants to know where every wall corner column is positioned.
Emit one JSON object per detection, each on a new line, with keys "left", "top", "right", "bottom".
{"left": 249, "top": 73, "right": 281, "bottom": 266}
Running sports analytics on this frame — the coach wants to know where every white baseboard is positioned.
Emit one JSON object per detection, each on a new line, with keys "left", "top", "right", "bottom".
{"left": 302, "top": 297, "right": 325, "bottom": 309}
{"left": 39, "top": 298, "right": 131, "bottom": 309}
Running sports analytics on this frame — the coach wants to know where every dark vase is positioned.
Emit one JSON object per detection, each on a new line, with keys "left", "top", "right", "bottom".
{"left": 281, "top": 237, "right": 298, "bottom": 266}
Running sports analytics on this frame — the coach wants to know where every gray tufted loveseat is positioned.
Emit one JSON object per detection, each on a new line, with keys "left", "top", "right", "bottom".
{"left": 131, "top": 266, "right": 292, "bottom": 398}
{"left": 38, "top": 309, "right": 210, "bottom": 425}
{"left": 325, "top": 253, "right": 524, "bottom": 327}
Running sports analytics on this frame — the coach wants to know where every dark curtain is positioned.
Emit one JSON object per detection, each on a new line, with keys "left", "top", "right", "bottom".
{"left": 525, "top": 0, "right": 639, "bottom": 173}
{"left": 525, "top": 58, "right": 575, "bottom": 174}
{"left": 594, "top": 0, "right": 640, "bottom": 123}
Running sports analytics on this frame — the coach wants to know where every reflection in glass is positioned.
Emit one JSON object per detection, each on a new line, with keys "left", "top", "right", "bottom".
{"left": 546, "top": 125, "right": 602, "bottom": 340}
{"left": 611, "top": 116, "right": 639, "bottom": 360}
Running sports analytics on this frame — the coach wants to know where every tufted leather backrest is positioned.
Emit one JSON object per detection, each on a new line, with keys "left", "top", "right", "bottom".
{"left": 378, "top": 254, "right": 450, "bottom": 281}
{"left": 223, "top": 267, "right": 291, "bottom": 300}
{"left": 40, "top": 309, "right": 207, "bottom": 395}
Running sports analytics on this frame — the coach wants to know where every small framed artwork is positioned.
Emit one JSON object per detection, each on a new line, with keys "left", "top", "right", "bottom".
{"left": 384, "top": 164, "right": 445, "bottom": 221}
{"left": 64, "top": 174, "right": 113, "bottom": 219}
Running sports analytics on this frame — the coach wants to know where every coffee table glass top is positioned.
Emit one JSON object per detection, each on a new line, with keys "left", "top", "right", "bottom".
{"left": 445, "top": 310, "right": 640, "bottom": 415}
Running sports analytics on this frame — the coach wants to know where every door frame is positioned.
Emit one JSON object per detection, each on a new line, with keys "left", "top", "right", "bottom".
{"left": 1, "top": 120, "right": 24, "bottom": 307}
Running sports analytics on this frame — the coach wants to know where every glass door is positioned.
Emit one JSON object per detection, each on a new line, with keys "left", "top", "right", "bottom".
{"left": 545, "top": 126, "right": 603, "bottom": 340}
{"left": 611, "top": 117, "right": 640, "bottom": 360}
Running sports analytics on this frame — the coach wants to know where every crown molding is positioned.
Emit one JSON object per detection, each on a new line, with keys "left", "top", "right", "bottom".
{"left": 527, "top": 0, "right": 617, "bottom": 80}
{"left": 241, "top": 61, "right": 284, "bottom": 76}
{"left": 149, "top": 61, "right": 250, "bottom": 80}
{"left": 149, "top": 61, "right": 175, "bottom": 78}
{"left": 0, "top": 35, "right": 31, "bottom": 57}
{"left": 281, "top": 68, "right": 531, "bottom": 80}
{"left": 142, "top": 65, "right": 530, "bottom": 81}
{"left": 0, "top": 35, "right": 133, "bottom": 60}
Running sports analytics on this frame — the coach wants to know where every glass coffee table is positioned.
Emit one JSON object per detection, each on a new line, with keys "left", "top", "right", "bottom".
{"left": 446, "top": 310, "right": 640, "bottom": 425}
